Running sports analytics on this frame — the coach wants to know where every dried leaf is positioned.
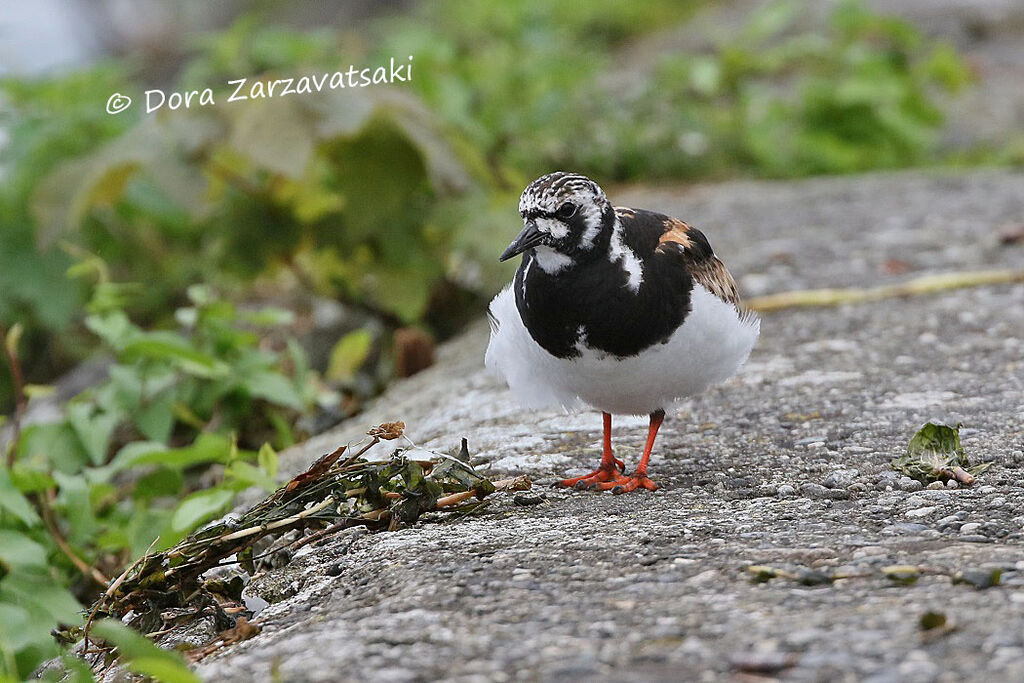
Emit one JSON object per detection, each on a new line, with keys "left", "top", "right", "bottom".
{"left": 919, "top": 611, "right": 947, "bottom": 630}
{"left": 368, "top": 421, "right": 405, "bottom": 440}
{"left": 883, "top": 565, "right": 920, "bottom": 585}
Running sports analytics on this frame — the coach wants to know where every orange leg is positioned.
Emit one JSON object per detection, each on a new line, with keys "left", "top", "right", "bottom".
{"left": 558, "top": 412, "right": 625, "bottom": 488}
{"left": 588, "top": 410, "right": 663, "bottom": 494}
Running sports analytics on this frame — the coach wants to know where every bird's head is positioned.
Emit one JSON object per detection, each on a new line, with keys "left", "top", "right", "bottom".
{"left": 500, "top": 172, "right": 614, "bottom": 271}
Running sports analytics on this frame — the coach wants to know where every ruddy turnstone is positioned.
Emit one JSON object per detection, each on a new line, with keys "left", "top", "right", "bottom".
{"left": 485, "top": 172, "right": 759, "bottom": 493}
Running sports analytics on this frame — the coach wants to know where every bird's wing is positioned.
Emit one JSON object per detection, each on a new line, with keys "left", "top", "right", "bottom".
{"left": 653, "top": 216, "right": 741, "bottom": 307}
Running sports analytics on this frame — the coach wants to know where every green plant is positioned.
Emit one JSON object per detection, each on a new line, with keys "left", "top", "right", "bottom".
{"left": 378, "top": 0, "right": 971, "bottom": 181}
{"left": 0, "top": 21, "right": 490, "bottom": 416}
{"left": 0, "top": 67, "right": 137, "bottom": 412}
{"left": 0, "top": 270, "right": 331, "bottom": 680}
{"left": 892, "top": 422, "right": 991, "bottom": 485}
{"left": 372, "top": 0, "right": 706, "bottom": 185}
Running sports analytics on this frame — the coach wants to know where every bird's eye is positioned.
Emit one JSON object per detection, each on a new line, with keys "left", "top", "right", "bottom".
{"left": 556, "top": 202, "right": 578, "bottom": 220}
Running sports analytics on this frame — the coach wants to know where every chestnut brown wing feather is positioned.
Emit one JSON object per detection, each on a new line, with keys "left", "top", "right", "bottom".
{"left": 654, "top": 216, "right": 741, "bottom": 307}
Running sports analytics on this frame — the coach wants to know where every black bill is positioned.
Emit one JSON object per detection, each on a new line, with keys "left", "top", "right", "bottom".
{"left": 499, "top": 221, "right": 547, "bottom": 262}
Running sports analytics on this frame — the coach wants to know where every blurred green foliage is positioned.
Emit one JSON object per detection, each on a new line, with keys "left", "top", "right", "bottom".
{"left": 0, "top": 68, "right": 137, "bottom": 412}
{"left": 0, "top": 276, "right": 328, "bottom": 679}
{"left": 373, "top": 0, "right": 706, "bottom": 183}
{"left": 381, "top": 0, "right": 971, "bottom": 181}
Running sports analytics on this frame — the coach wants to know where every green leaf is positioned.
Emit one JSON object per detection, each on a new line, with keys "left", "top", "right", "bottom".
{"left": 121, "top": 334, "right": 230, "bottom": 379}
{"left": 0, "top": 469, "right": 42, "bottom": 525}
{"left": 242, "top": 371, "right": 305, "bottom": 411}
{"left": 170, "top": 487, "right": 235, "bottom": 533}
{"left": 326, "top": 329, "right": 373, "bottom": 382}
{"left": 0, "top": 567, "right": 83, "bottom": 625}
{"left": 0, "top": 531, "right": 47, "bottom": 569}
{"left": 906, "top": 422, "right": 964, "bottom": 460}
{"left": 5, "top": 465, "right": 56, "bottom": 494}
{"left": 110, "top": 433, "right": 233, "bottom": 472}
{"left": 17, "top": 422, "right": 89, "bottom": 474}
{"left": 134, "top": 467, "right": 185, "bottom": 500}
{"left": 52, "top": 471, "right": 100, "bottom": 544}
{"left": 91, "top": 620, "right": 200, "bottom": 683}
{"left": 228, "top": 97, "right": 315, "bottom": 178}
{"left": 84, "top": 311, "right": 139, "bottom": 352}
{"left": 892, "top": 422, "right": 990, "bottom": 484}
{"left": 134, "top": 391, "right": 176, "bottom": 443}
{"left": 239, "top": 306, "right": 296, "bottom": 327}
{"left": 226, "top": 461, "right": 277, "bottom": 492}
{"left": 66, "top": 402, "right": 120, "bottom": 466}
{"left": 257, "top": 442, "right": 279, "bottom": 480}
{"left": 0, "top": 602, "right": 51, "bottom": 655}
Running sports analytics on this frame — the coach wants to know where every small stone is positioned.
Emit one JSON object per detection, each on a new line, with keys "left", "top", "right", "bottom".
{"left": 906, "top": 506, "right": 937, "bottom": 519}
{"left": 960, "top": 522, "right": 983, "bottom": 535}
{"left": 777, "top": 484, "right": 796, "bottom": 497}
{"left": 883, "top": 523, "right": 928, "bottom": 535}
{"left": 876, "top": 472, "right": 900, "bottom": 486}
{"left": 796, "top": 436, "right": 829, "bottom": 446}
{"left": 800, "top": 482, "right": 829, "bottom": 498}
{"left": 898, "top": 477, "right": 923, "bottom": 492}
{"left": 823, "top": 469, "right": 859, "bottom": 489}
{"left": 926, "top": 481, "right": 945, "bottom": 490}
{"left": 730, "top": 651, "right": 798, "bottom": 674}
{"left": 513, "top": 493, "right": 546, "bottom": 506}
{"left": 946, "top": 479, "right": 959, "bottom": 489}
{"left": 961, "top": 535, "right": 994, "bottom": 543}
{"left": 989, "top": 496, "right": 1007, "bottom": 508}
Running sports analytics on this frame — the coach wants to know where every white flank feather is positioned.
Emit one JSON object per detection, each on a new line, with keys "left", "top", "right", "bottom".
{"left": 485, "top": 284, "right": 759, "bottom": 415}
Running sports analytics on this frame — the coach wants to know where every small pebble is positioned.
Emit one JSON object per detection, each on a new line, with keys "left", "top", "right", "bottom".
{"left": 926, "top": 481, "right": 945, "bottom": 490}
{"left": 513, "top": 493, "right": 547, "bottom": 506}
{"left": 823, "top": 469, "right": 859, "bottom": 489}
{"left": 778, "top": 484, "right": 796, "bottom": 497}
{"left": 961, "top": 535, "right": 994, "bottom": 544}
{"left": 800, "top": 482, "right": 829, "bottom": 498}
{"left": 960, "top": 522, "right": 983, "bottom": 535}
{"left": 898, "top": 477, "right": 924, "bottom": 492}
{"left": 906, "top": 506, "right": 937, "bottom": 519}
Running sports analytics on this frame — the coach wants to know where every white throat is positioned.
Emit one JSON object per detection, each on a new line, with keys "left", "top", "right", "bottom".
{"left": 532, "top": 246, "right": 573, "bottom": 274}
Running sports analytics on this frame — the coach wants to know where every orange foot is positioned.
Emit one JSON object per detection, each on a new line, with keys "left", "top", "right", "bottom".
{"left": 558, "top": 458, "right": 625, "bottom": 488}
{"left": 587, "top": 472, "right": 659, "bottom": 495}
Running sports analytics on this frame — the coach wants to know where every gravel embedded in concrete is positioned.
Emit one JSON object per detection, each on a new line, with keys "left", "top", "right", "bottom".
{"left": 199, "top": 169, "right": 1024, "bottom": 682}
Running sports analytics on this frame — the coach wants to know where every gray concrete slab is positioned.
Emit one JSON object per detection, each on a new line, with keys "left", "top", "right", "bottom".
{"left": 198, "top": 169, "right": 1024, "bottom": 682}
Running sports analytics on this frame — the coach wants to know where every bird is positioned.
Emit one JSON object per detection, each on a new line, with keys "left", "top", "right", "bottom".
{"left": 485, "top": 171, "right": 759, "bottom": 494}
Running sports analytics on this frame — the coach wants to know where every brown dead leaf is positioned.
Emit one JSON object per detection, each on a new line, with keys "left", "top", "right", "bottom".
{"left": 368, "top": 421, "right": 405, "bottom": 440}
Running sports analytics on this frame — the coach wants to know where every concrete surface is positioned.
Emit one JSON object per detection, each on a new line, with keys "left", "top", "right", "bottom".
{"left": 196, "top": 168, "right": 1024, "bottom": 682}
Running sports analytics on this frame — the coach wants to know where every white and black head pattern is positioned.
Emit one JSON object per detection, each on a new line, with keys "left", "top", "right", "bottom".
{"left": 500, "top": 172, "right": 616, "bottom": 274}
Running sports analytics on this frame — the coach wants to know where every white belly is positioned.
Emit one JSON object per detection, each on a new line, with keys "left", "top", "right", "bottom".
{"left": 484, "top": 284, "right": 759, "bottom": 415}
